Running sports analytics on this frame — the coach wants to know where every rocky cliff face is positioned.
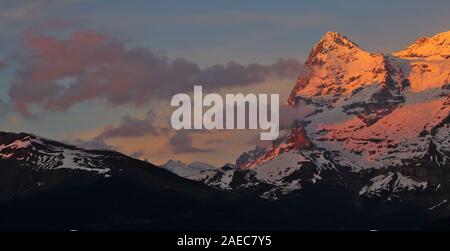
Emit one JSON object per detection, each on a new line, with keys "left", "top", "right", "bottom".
{"left": 165, "top": 30, "right": 450, "bottom": 217}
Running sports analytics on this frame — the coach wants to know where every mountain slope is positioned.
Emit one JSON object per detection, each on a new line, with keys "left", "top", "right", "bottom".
{"left": 0, "top": 132, "right": 219, "bottom": 200}
{"left": 165, "top": 30, "right": 450, "bottom": 218}
{"left": 393, "top": 30, "right": 450, "bottom": 60}
{"left": 393, "top": 31, "right": 450, "bottom": 92}
{"left": 1, "top": 131, "right": 419, "bottom": 230}
{"left": 0, "top": 131, "right": 261, "bottom": 230}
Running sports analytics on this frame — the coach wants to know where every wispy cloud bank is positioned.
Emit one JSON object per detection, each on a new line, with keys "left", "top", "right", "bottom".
{"left": 9, "top": 31, "right": 303, "bottom": 116}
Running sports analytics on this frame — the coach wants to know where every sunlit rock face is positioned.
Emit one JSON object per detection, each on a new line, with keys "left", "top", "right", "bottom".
{"left": 393, "top": 30, "right": 450, "bottom": 92}
{"left": 282, "top": 31, "right": 450, "bottom": 171}
{"left": 165, "top": 31, "right": 450, "bottom": 210}
{"left": 393, "top": 30, "right": 450, "bottom": 60}
{"left": 288, "top": 31, "right": 405, "bottom": 108}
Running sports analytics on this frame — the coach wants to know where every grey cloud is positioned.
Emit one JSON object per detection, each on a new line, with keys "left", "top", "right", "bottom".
{"left": 96, "top": 111, "right": 166, "bottom": 139}
{"left": 9, "top": 31, "right": 304, "bottom": 116}
{"left": 68, "top": 110, "right": 167, "bottom": 151}
{"left": 169, "top": 131, "right": 213, "bottom": 154}
{"left": 67, "top": 137, "right": 117, "bottom": 151}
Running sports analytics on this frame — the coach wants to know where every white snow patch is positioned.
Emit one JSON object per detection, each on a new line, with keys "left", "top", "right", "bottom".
{"left": 54, "top": 149, "right": 110, "bottom": 174}
{"left": 429, "top": 199, "right": 448, "bottom": 210}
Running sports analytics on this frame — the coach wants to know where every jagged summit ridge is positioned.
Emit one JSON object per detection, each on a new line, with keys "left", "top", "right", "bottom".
{"left": 306, "top": 31, "right": 362, "bottom": 65}
{"left": 393, "top": 29, "right": 450, "bottom": 92}
{"left": 0, "top": 131, "right": 113, "bottom": 175}
{"left": 289, "top": 30, "right": 450, "bottom": 106}
{"left": 289, "top": 31, "right": 395, "bottom": 107}
{"left": 393, "top": 30, "right": 450, "bottom": 59}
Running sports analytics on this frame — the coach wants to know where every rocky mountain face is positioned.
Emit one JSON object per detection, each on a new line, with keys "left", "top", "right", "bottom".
{"left": 166, "top": 30, "right": 450, "bottom": 219}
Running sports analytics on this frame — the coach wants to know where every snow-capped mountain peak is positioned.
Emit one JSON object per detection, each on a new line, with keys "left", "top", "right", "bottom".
{"left": 161, "top": 159, "right": 217, "bottom": 179}
{"left": 393, "top": 30, "right": 450, "bottom": 60}
{"left": 0, "top": 132, "right": 112, "bottom": 176}
{"left": 392, "top": 30, "right": 450, "bottom": 92}
{"left": 306, "top": 31, "right": 363, "bottom": 65}
{"left": 288, "top": 31, "right": 400, "bottom": 107}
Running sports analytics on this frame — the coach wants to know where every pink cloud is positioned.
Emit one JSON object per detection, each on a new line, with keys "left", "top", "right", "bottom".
{"left": 10, "top": 31, "right": 303, "bottom": 116}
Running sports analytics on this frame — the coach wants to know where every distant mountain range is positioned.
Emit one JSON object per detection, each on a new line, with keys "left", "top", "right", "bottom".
{"left": 1, "top": 30, "right": 450, "bottom": 230}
